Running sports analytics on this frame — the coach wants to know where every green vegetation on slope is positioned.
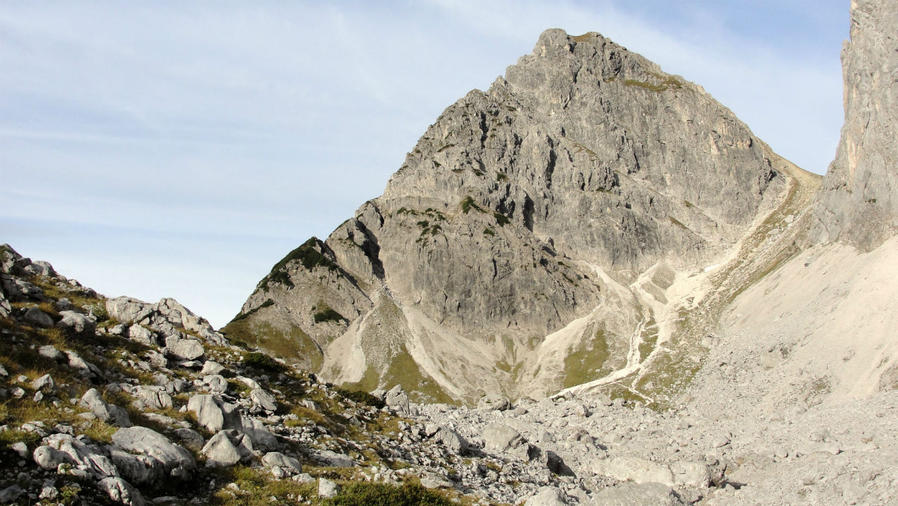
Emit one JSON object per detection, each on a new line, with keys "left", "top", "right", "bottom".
{"left": 258, "top": 237, "right": 338, "bottom": 290}
{"left": 343, "top": 343, "right": 453, "bottom": 405}
{"left": 563, "top": 327, "right": 611, "bottom": 388}
{"left": 222, "top": 318, "right": 323, "bottom": 372}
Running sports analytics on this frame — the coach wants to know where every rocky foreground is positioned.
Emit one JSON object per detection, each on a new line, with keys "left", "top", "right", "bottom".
{"left": 3, "top": 242, "right": 898, "bottom": 505}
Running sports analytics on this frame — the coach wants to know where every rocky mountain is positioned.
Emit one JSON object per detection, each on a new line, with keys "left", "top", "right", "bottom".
{"left": 227, "top": 28, "right": 816, "bottom": 405}
{"left": 3, "top": 0, "right": 898, "bottom": 504}
{"left": 813, "top": 0, "right": 898, "bottom": 250}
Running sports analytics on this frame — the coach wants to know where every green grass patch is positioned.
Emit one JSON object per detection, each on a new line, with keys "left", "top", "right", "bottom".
{"left": 460, "top": 196, "right": 484, "bottom": 214}
{"left": 563, "top": 328, "right": 611, "bottom": 388}
{"left": 323, "top": 482, "right": 451, "bottom": 506}
{"left": 668, "top": 216, "right": 689, "bottom": 230}
{"left": 222, "top": 318, "right": 323, "bottom": 371}
{"left": 623, "top": 73, "right": 683, "bottom": 92}
{"left": 638, "top": 319, "right": 659, "bottom": 362}
{"left": 336, "top": 388, "right": 385, "bottom": 410}
{"left": 259, "top": 237, "right": 338, "bottom": 289}
{"left": 242, "top": 352, "right": 285, "bottom": 373}
{"left": 343, "top": 346, "right": 453, "bottom": 405}
{"left": 209, "top": 465, "right": 316, "bottom": 505}
{"left": 230, "top": 299, "right": 274, "bottom": 322}
{"left": 313, "top": 305, "right": 346, "bottom": 324}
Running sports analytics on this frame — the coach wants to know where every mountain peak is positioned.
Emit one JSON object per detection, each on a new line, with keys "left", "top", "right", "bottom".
{"left": 227, "top": 27, "right": 814, "bottom": 404}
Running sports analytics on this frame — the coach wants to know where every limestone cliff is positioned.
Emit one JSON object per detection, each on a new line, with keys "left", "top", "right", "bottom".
{"left": 813, "top": 0, "right": 898, "bottom": 250}
{"left": 227, "top": 29, "right": 814, "bottom": 403}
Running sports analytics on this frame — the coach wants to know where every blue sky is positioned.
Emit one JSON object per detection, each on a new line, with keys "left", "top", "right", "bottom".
{"left": 0, "top": 1, "right": 847, "bottom": 327}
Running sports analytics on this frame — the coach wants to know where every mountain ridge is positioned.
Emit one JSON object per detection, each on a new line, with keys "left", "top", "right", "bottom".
{"left": 226, "top": 27, "right": 819, "bottom": 405}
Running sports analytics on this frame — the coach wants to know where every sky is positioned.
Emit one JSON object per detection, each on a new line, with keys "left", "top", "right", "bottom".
{"left": 0, "top": 0, "right": 848, "bottom": 328}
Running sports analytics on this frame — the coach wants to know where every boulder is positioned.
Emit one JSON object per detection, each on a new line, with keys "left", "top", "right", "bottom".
{"left": 250, "top": 388, "right": 277, "bottom": 412}
{"left": 105, "top": 297, "right": 153, "bottom": 326}
{"left": 592, "top": 456, "right": 675, "bottom": 486}
{"left": 1, "top": 276, "right": 43, "bottom": 301}
{"left": 525, "top": 487, "right": 568, "bottom": 505}
{"left": 133, "top": 386, "right": 173, "bottom": 411}
{"left": 385, "top": 385, "right": 410, "bottom": 415}
{"left": 36, "top": 433, "right": 118, "bottom": 479}
{"left": 23, "top": 307, "right": 54, "bottom": 328}
{"left": 164, "top": 335, "right": 204, "bottom": 361}
{"left": 38, "top": 344, "right": 65, "bottom": 361}
{"left": 483, "top": 422, "right": 526, "bottom": 453}
{"left": 31, "top": 374, "right": 55, "bottom": 393}
{"left": 187, "top": 394, "right": 225, "bottom": 432}
{"left": 98, "top": 476, "right": 145, "bottom": 506}
{"left": 127, "top": 324, "right": 158, "bottom": 346}
{"left": 203, "top": 375, "right": 228, "bottom": 395}
{"left": 201, "top": 430, "right": 253, "bottom": 468}
{"left": 24, "top": 260, "right": 55, "bottom": 277}
{"left": 200, "top": 361, "right": 225, "bottom": 375}
{"left": 56, "top": 310, "right": 96, "bottom": 334}
{"left": 173, "top": 428, "right": 205, "bottom": 452}
{"left": 318, "top": 478, "right": 340, "bottom": 498}
{"left": 262, "top": 451, "right": 303, "bottom": 476}
{"left": 79, "top": 388, "right": 131, "bottom": 427}
{"left": 588, "top": 482, "right": 684, "bottom": 505}
{"left": 111, "top": 427, "right": 195, "bottom": 481}
{"left": 434, "top": 426, "right": 469, "bottom": 455}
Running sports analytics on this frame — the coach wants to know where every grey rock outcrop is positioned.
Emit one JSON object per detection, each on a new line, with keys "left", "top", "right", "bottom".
{"left": 34, "top": 433, "right": 118, "bottom": 479}
{"left": 132, "top": 386, "right": 173, "bottom": 411}
{"left": 57, "top": 310, "right": 96, "bottom": 334}
{"left": 525, "top": 487, "right": 568, "bottom": 506}
{"left": 433, "top": 426, "right": 469, "bottom": 455}
{"left": 588, "top": 482, "right": 683, "bottom": 506}
{"left": 261, "top": 451, "right": 303, "bottom": 477}
{"left": 110, "top": 427, "right": 195, "bottom": 482}
{"left": 0, "top": 290, "right": 10, "bottom": 319}
{"left": 98, "top": 477, "right": 145, "bottom": 506}
{"left": 23, "top": 307, "right": 54, "bottom": 328}
{"left": 201, "top": 430, "right": 253, "bottom": 467}
{"left": 813, "top": 0, "right": 898, "bottom": 250}
{"left": 164, "top": 335, "right": 204, "bottom": 361}
{"left": 250, "top": 388, "right": 277, "bottom": 412}
{"left": 80, "top": 389, "right": 131, "bottom": 427}
{"left": 106, "top": 296, "right": 226, "bottom": 348}
{"left": 187, "top": 394, "right": 229, "bottom": 433}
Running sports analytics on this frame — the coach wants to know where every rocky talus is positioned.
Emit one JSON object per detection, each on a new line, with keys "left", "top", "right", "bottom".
{"left": 3, "top": 243, "right": 898, "bottom": 505}
{"left": 228, "top": 28, "right": 815, "bottom": 404}
{"left": 813, "top": 0, "right": 898, "bottom": 250}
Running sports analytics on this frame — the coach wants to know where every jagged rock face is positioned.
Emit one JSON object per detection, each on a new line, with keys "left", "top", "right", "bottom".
{"left": 813, "top": 0, "right": 898, "bottom": 250}
{"left": 229, "top": 29, "right": 798, "bottom": 402}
